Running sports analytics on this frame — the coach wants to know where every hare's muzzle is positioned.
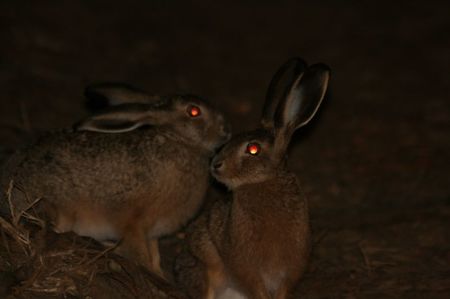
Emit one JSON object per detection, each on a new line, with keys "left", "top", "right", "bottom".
{"left": 211, "top": 157, "right": 225, "bottom": 176}
{"left": 213, "top": 161, "right": 223, "bottom": 171}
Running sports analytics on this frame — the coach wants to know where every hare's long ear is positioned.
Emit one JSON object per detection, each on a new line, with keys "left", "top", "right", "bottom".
{"left": 74, "top": 103, "right": 168, "bottom": 133}
{"left": 84, "top": 82, "right": 161, "bottom": 112}
{"left": 261, "top": 58, "right": 307, "bottom": 129}
{"left": 273, "top": 63, "right": 330, "bottom": 158}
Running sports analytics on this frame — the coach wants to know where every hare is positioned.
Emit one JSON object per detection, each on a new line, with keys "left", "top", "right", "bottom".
{"left": 0, "top": 84, "right": 230, "bottom": 278}
{"left": 183, "top": 58, "right": 330, "bottom": 299}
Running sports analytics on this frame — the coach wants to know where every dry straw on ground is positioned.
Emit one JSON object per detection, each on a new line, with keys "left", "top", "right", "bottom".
{"left": 0, "top": 183, "right": 188, "bottom": 299}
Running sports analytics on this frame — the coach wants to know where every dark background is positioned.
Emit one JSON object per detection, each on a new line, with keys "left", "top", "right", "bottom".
{"left": 1, "top": 0, "right": 449, "bottom": 298}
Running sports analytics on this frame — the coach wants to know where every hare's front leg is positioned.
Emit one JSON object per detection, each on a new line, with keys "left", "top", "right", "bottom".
{"left": 200, "top": 245, "right": 226, "bottom": 299}
{"left": 205, "top": 263, "right": 226, "bottom": 299}
{"left": 118, "top": 231, "right": 166, "bottom": 279}
{"left": 117, "top": 225, "right": 152, "bottom": 269}
{"left": 147, "top": 238, "right": 165, "bottom": 279}
{"left": 234, "top": 273, "right": 271, "bottom": 299}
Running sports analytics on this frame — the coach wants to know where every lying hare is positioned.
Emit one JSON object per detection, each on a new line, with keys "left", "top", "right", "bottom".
{"left": 1, "top": 84, "right": 230, "bottom": 278}
{"left": 184, "top": 58, "right": 330, "bottom": 298}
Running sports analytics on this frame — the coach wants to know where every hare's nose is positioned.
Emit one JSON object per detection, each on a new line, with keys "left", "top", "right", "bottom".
{"left": 213, "top": 161, "right": 223, "bottom": 170}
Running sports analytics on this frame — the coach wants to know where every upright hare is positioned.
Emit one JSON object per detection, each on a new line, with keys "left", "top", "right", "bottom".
{"left": 183, "top": 58, "right": 330, "bottom": 298}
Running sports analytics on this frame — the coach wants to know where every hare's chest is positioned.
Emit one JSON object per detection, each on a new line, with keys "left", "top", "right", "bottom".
{"left": 217, "top": 287, "right": 247, "bottom": 299}
{"left": 145, "top": 164, "right": 209, "bottom": 237}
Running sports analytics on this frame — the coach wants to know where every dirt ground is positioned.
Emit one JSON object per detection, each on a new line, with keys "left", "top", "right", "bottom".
{"left": 1, "top": 0, "right": 449, "bottom": 298}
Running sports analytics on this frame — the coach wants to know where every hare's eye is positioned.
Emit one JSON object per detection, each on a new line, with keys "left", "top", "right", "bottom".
{"left": 187, "top": 105, "right": 201, "bottom": 117}
{"left": 246, "top": 142, "right": 261, "bottom": 155}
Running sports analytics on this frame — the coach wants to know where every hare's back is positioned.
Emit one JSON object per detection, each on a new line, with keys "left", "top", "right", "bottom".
{"left": 6, "top": 129, "right": 204, "bottom": 205}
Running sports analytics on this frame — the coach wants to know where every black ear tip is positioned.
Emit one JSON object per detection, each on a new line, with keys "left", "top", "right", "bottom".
{"left": 72, "top": 120, "right": 83, "bottom": 131}
{"left": 285, "top": 56, "right": 306, "bottom": 64}
{"left": 284, "top": 57, "right": 308, "bottom": 71}
{"left": 84, "top": 82, "right": 107, "bottom": 96}
{"left": 84, "top": 85, "right": 110, "bottom": 112}
{"left": 84, "top": 82, "right": 141, "bottom": 112}
{"left": 84, "top": 84, "right": 101, "bottom": 99}
{"left": 308, "top": 63, "right": 332, "bottom": 75}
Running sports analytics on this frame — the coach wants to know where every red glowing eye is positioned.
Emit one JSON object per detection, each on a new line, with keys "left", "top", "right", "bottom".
{"left": 246, "top": 143, "right": 260, "bottom": 155}
{"left": 188, "top": 105, "right": 201, "bottom": 117}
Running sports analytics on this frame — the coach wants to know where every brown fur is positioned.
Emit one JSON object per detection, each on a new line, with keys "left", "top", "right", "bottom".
{"left": 1, "top": 91, "right": 230, "bottom": 278}
{"left": 189, "top": 169, "right": 311, "bottom": 299}
{"left": 179, "top": 58, "right": 330, "bottom": 298}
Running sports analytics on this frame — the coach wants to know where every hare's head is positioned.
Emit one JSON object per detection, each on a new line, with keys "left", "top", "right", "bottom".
{"left": 211, "top": 58, "right": 330, "bottom": 189}
{"left": 165, "top": 95, "right": 231, "bottom": 151}
{"left": 75, "top": 84, "right": 231, "bottom": 152}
